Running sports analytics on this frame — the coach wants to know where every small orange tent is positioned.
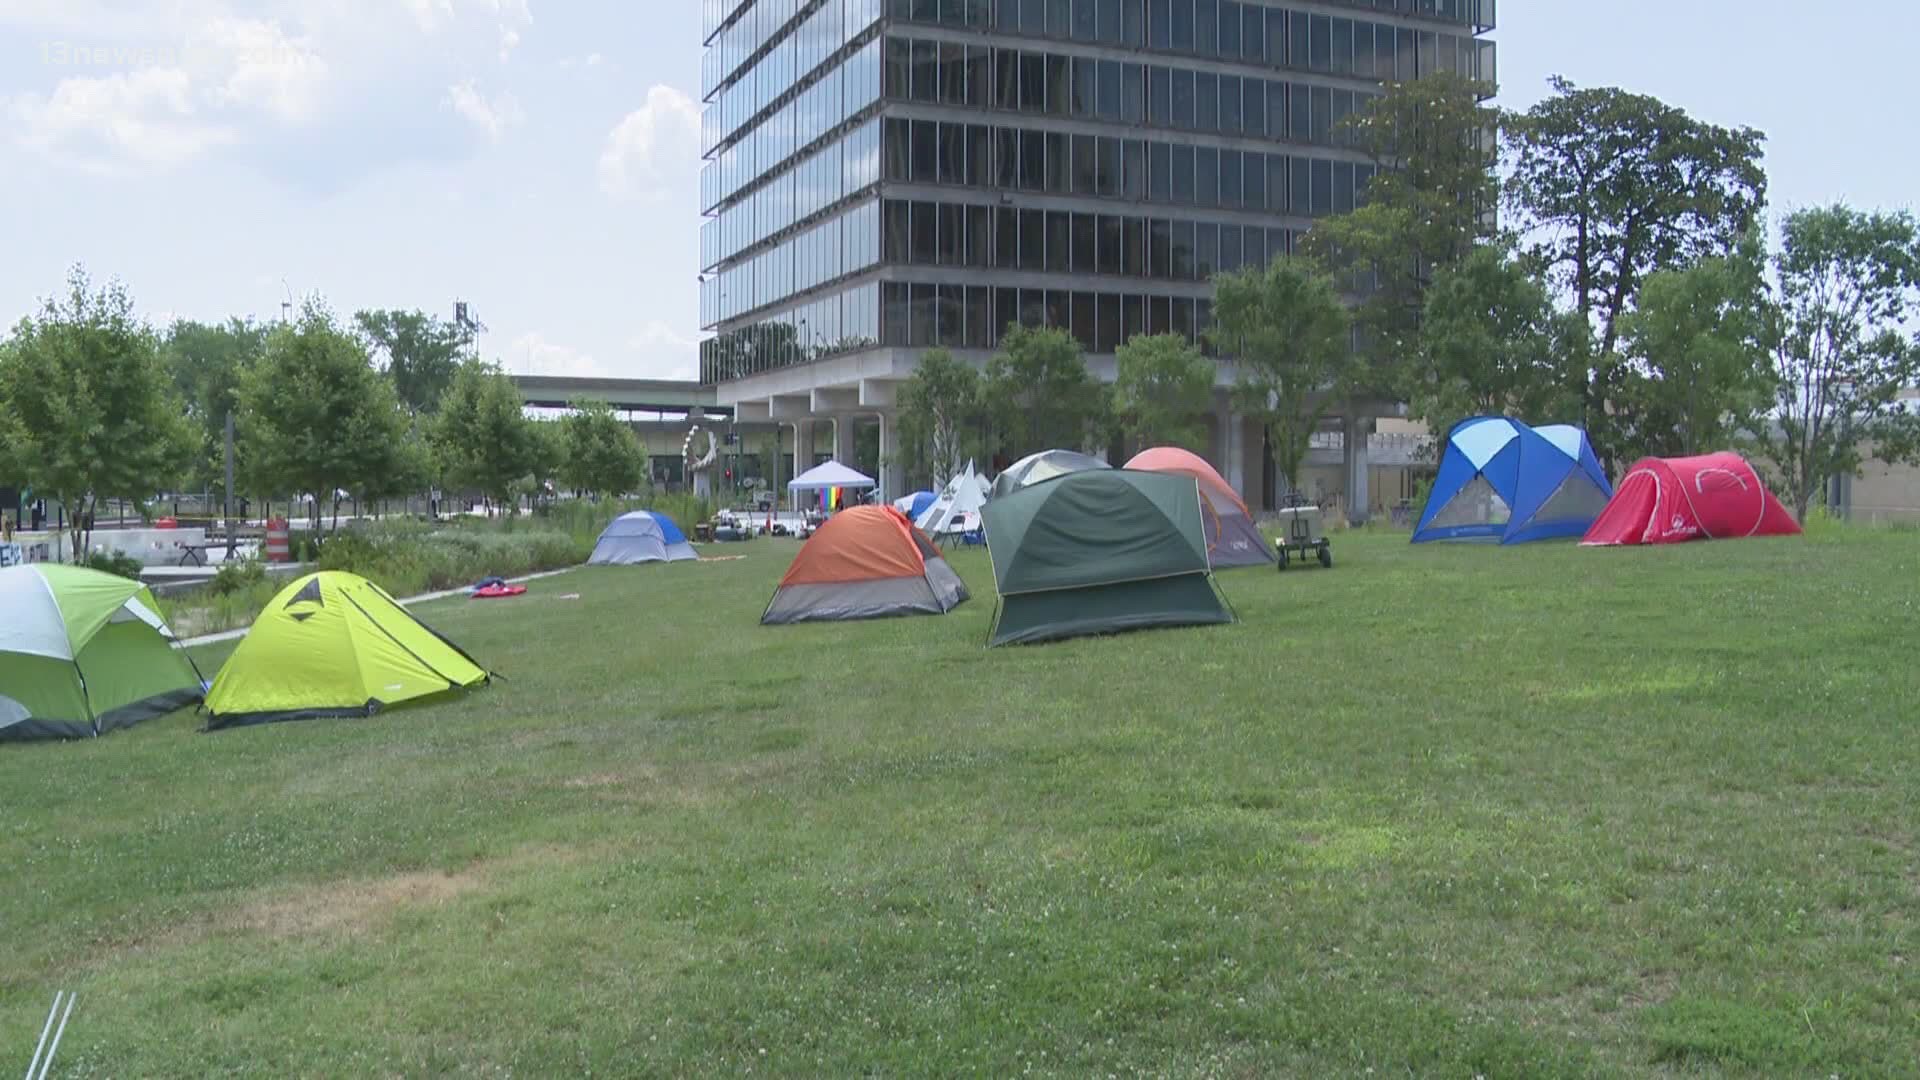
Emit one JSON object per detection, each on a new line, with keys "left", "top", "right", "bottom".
{"left": 1124, "top": 447, "right": 1273, "bottom": 567}
{"left": 762, "top": 506, "right": 970, "bottom": 624}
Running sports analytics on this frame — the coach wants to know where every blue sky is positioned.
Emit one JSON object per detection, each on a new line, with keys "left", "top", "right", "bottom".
{"left": 1, "top": 2, "right": 1913, "bottom": 381}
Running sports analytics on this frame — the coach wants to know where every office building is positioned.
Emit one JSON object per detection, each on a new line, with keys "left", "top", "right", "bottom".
{"left": 699, "top": 0, "right": 1495, "bottom": 510}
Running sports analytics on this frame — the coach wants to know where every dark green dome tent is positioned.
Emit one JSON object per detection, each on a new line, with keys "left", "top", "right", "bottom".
{"left": 981, "top": 469, "right": 1233, "bottom": 646}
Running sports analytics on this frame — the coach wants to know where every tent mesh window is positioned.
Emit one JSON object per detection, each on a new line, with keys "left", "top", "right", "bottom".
{"left": 1528, "top": 471, "right": 1614, "bottom": 526}
{"left": 1428, "top": 475, "right": 1511, "bottom": 529}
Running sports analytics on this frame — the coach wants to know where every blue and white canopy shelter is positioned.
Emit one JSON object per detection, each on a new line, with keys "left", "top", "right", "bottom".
{"left": 588, "top": 511, "right": 697, "bottom": 565}
{"left": 1412, "top": 418, "right": 1614, "bottom": 545}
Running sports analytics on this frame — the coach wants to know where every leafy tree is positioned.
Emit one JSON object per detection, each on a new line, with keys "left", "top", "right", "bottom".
{"left": 1113, "top": 333, "right": 1215, "bottom": 454}
{"left": 1210, "top": 257, "right": 1354, "bottom": 494}
{"left": 896, "top": 347, "right": 983, "bottom": 487}
{"left": 355, "top": 309, "right": 470, "bottom": 415}
{"left": 1414, "top": 243, "right": 1583, "bottom": 439}
{"left": 1305, "top": 73, "right": 1501, "bottom": 400}
{"left": 236, "top": 302, "right": 414, "bottom": 529}
{"left": 982, "top": 325, "right": 1109, "bottom": 458}
{"left": 560, "top": 398, "right": 645, "bottom": 499}
{"left": 1749, "top": 205, "right": 1920, "bottom": 522}
{"left": 161, "top": 318, "right": 268, "bottom": 492}
{"left": 1506, "top": 77, "right": 1768, "bottom": 463}
{"left": 431, "top": 359, "right": 541, "bottom": 515}
{"left": 1615, "top": 232, "right": 1777, "bottom": 459}
{"left": 0, "top": 267, "right": 193, "bottom": 557}
{"left": 359, "top": 421, "right": 434, "bottom": 512}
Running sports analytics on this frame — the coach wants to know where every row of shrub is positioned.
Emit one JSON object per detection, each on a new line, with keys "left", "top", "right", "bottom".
{"left": 160, "top": 495, "right": 717, "bottom": 637}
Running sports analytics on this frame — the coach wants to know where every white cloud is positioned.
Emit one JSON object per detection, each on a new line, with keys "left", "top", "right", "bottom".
{"left": 7, "top": 68, "right": 234, "bottom": 172}
{"left": 444, "top": 80, "right": 524, "bottom": 141}
{"left": 504, "top": 332, "right": 623, "bottom": 379}
{"left": 501, "top": 327, "right": 697, "bottom": 382}
{"left": 201, "top": 17, "right": 331, "bottom": 122}
{"left": 597, "top": 85, "right": 700, "bottom": 201}
{"left": 402, "top": 0, "right": 458, "bottom": 32}
{"left": 627, "top": 320, "right": 699, "bottom": 380}
{"left": 8, "top": 1, "right": 538, "bottom": 175}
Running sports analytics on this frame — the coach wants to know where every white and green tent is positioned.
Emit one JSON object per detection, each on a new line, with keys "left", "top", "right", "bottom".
{"left": 0, "top": 564, "right": 204, "bottom": 741}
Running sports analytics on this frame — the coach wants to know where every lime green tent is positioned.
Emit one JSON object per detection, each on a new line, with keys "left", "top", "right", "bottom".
{"left": 982, "top": 469, "right": 1233, "bottom": 646}
{"left": 204, "top": 571, "right": 490, "bottom": 731}
{"left": 1, "top": 564, "right": 205, "bottom": 740}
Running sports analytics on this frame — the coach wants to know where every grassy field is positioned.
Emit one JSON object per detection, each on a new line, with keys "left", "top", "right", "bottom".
{"left": 3, "top": 528, "right": 1916, "bottom": 1075}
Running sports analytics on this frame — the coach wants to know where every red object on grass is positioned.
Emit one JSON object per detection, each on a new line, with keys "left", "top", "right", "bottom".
{"left": 471, "top": 583, "right": 527, "bottom": 599}
{"left": 1581, "top": 452, "right": 1802, "bottom": 546}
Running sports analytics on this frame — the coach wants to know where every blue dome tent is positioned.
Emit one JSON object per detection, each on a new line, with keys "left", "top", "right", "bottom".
{"left": 1412, "top": 418, "right": 1614, "bottom": 545}
{"left": 588, "top": 511, "right": 697, "bottom": 564}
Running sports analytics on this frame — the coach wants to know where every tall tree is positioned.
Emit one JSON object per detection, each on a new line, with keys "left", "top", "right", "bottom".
{"left": 1506, "top": 77, "right": 1767, "bottom": 462}
{"left": 237, "top": 302, "right": 413, "bottom": 529}
{"left": 1305, "top": 72, "right": 1501, "bottom": 401}
{"left": 161, "top": 318, "right": 268, "bottom": 492}
{"left": 1750, "top": 205, "right": 1920, "bottom": 522}
{"left": 0, "top": 267, "right": 193, "bottom": 558}
{"left": 896, "top": 347, "right": 983, "bottom": 487}
{"left": 982, "top": 325, "right": 1109, "bottom": 458}
{"left": 431, "top": 360, "right": 541, "bottom": 515}
{"left": 1615, "top": 233, "right": 1777, "bottom": 459}
{"left": 1210, "top": 257, "right": 1354, "bottom": 494}
{"left": 1414, "top": 242, "right": 1583, "bottom": 439}
{"left": 359, "top": 421, "right": 434, "bottom": 513}
{"left": 560, "top": 399, "right": 646, "bottom": 499}
{"left": 355, "top": 309, "right": 470, "bottom": 415}
{"left": 1112, "top": 333, "right": 1215, "bottom": 454}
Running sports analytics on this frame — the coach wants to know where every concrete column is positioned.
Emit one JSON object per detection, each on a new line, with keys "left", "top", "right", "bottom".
{"left": 876, "top": 411, "right": 902, "bottom": 503}
{"left": 792, "top": 420, "right": 814, "bottom": 509}
{"left": 832, "top": 415, "right": 856, "bottom": 465}
{"left": 1344, "top": 412, "right": 1375, "bottom": 526}
{"left": 1222, "top": 404, "right": 1246, "bottom": 501}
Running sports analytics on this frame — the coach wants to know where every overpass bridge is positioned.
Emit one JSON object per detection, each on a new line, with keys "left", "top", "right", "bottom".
{"left": 509, "top": 375, "right": 725, "bottom": 417}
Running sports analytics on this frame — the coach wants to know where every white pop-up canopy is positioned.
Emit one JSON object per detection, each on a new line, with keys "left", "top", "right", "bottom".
{"left": 787, "top": 460, "right": 876, "bottom": 491}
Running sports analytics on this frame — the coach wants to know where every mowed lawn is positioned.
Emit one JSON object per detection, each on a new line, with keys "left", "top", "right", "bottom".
{"left": 3, "top": 529, "right": 1916, "bottom": 1076}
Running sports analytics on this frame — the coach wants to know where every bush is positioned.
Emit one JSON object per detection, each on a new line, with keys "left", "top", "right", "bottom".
{"left": 316, "top": 520, "right": 581, "bottom": 596}
{"left": 166, "top": 516, "right": 597, "bottom": 638}
{"left": 541, "top": 494, "right": 713, "bottom": 556}
{"left": 209, "top": 557, "right": 269, "bottom": 596}
{"left": 82, "top": 550, "right": 145, "bottom": 580}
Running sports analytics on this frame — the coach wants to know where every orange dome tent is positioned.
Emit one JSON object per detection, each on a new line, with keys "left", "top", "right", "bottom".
{"left": 762, "top": 506, "right": 970, "bottom": 624}
{"left": 1124, "top": 447, "right": 1274, "bottom": 568}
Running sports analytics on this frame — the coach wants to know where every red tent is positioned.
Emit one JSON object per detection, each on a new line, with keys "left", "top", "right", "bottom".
{"left": 1581, "top": 452, "right": 1802, "bottom": 546}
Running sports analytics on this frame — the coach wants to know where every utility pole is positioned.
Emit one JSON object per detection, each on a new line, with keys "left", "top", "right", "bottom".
{"left": 224, "top": 410, "right": 237, "bottom": 558}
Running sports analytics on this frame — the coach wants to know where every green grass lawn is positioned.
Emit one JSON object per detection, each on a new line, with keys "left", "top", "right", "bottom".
{"left": 4, "top": 529, "right": 1916, "bottom": 1075}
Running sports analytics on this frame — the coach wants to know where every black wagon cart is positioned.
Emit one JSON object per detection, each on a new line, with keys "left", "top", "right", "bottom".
{"left": 1272, "top": 494, "right": 1332, "bottom": 570}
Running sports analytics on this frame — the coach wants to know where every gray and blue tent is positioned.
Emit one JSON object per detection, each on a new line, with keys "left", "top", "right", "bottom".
{"left": 589, "top": 511, "right": 697, "bottom": 565}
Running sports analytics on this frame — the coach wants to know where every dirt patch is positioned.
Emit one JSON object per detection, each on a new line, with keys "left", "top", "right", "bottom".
{"left": 562, "top": 772, "right": 635, "bottom": 790}
{"left": 157, "top": 844, "right": 584, "bottom": 950}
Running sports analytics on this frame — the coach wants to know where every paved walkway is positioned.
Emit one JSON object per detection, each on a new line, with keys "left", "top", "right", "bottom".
{"left": 175, "top": 566, "right": 582, "bottom": 648}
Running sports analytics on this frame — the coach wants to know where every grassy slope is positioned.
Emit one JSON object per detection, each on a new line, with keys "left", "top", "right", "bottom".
{"left": 3, "top": 530, "right": 1915, "bottom": 1076}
